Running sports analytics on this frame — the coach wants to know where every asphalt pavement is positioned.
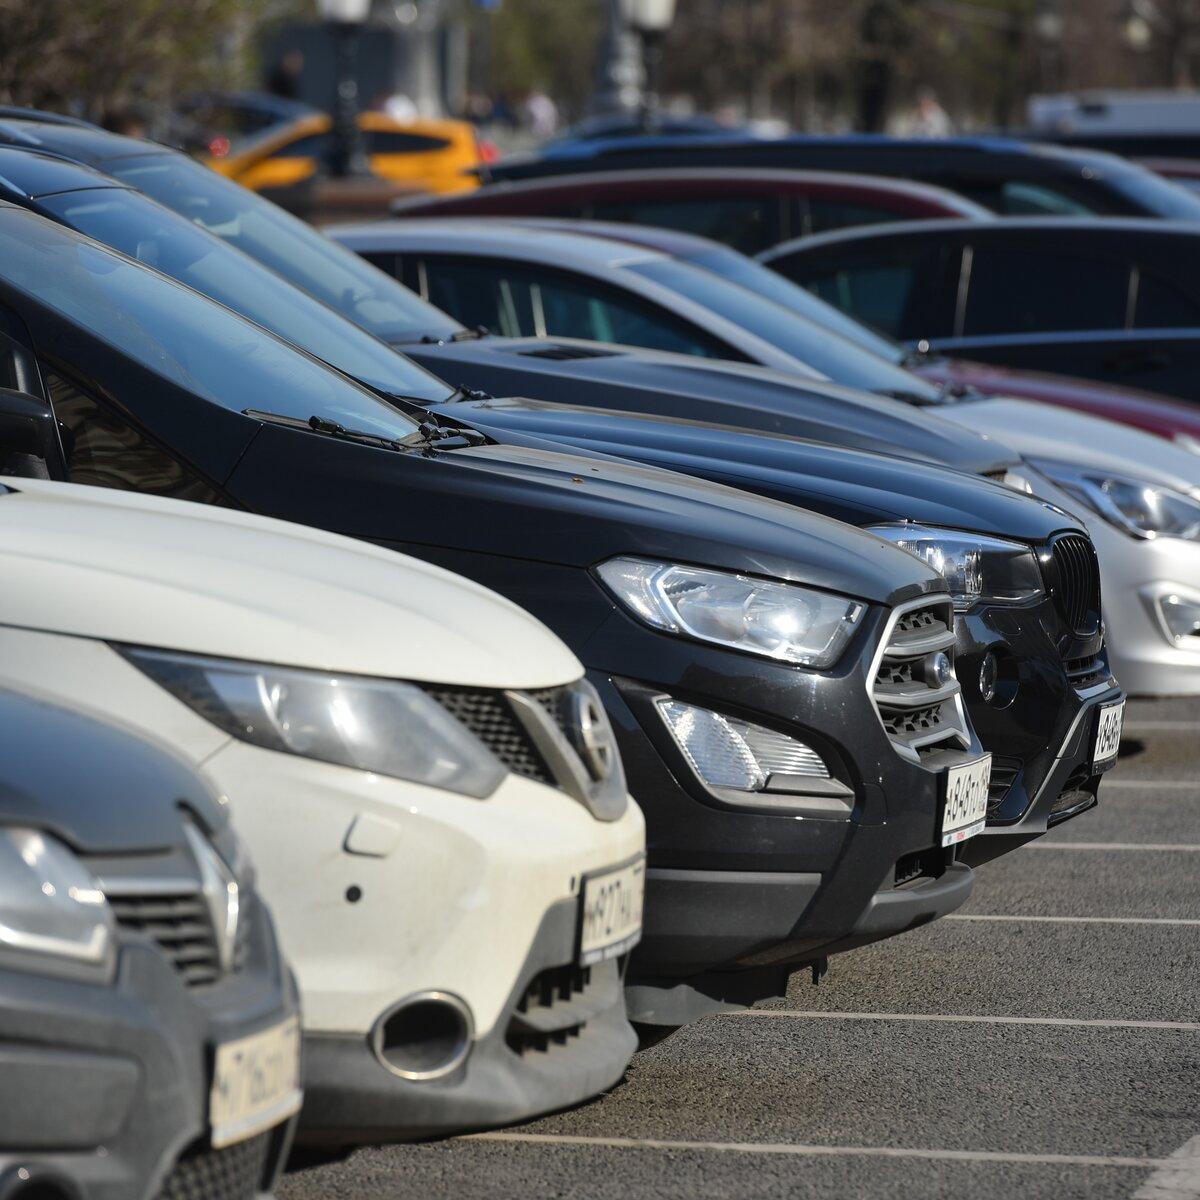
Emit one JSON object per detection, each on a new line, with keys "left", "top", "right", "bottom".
{"left": 278, "top": 696, "right": 1200, "bottom": 1199}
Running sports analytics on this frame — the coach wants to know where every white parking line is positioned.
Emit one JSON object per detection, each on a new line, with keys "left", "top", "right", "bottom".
{"left": 948, "top": 915, "right": 1200, "bottom": 927}
{"left": 1102, "top": 781, "right": 1198, "bottom": 790}
{"left": 1029, "top": 843, "right": 1200, "bottom": 852}
{"left": 1132, "top": 1134, "right": 1200, "bottom": 1199}
{"left": 465, "top": 1132, "right": 1169, "bottom": 1170}
{"left": 1122, "top": 721, "right": 1200, "bottom": 731}
{"left": 722, "top": 1011, "right": 1200, "bottom": 1032}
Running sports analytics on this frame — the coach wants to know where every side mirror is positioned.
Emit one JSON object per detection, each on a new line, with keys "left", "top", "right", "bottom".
{"left": 0, "top": 388, "right": 68, "bottom": 481}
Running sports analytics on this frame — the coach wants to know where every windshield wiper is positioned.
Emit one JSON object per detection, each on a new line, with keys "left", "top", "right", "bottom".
{"left": 415, "top": 410, "right": 491, "bottom": 448}
{"left": 417, "top": 325, "right": 488, "bottom": 344}
{"left": 246, "top": 409, "right": 421, "bottom": 451}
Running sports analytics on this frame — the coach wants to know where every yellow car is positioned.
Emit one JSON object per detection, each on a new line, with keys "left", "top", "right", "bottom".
{"left": 207, "top": 111, "right": 482, "bottom": 198}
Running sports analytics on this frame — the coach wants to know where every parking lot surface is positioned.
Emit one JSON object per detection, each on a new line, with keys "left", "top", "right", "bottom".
{"left": 279, "top": 697, "right": 1200, "bottom": 1199}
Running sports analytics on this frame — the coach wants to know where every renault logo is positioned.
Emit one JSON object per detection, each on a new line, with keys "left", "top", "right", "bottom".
{"left": 183, "top": 823, "right": 240, "bottom": 974}
{"left": 567, "top": 685, "right": 616, "bottom": 783}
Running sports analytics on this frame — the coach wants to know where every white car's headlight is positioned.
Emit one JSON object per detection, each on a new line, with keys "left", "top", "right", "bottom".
{"left": 122, "top": 648, "right": 507, "bottom": 799}
{"left": 1030, "top": 460, "right": 1200, "bottom": 542}
{"left": 595, "top": 558, "right": 864, "bottom": 668}
{"left": 0, "top": 828, "right": 115, "bottom": 977}
{"left": 866, "top": 524, "right": 1044, "bottom": 612}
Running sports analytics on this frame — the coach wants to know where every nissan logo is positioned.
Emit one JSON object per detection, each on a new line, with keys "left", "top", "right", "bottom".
{"left": 567, "top": 686, "right": 616, "bottom": 783}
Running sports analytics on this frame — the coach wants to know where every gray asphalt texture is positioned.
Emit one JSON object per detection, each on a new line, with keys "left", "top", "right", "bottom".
{"left": 278, "top": 697, "right": 1200, "bottom": 1199}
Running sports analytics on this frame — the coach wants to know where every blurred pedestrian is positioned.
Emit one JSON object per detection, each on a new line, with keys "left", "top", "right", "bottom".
{"left": 523, "top": 87, "right": 559, "bottom": 139}
{"left": 267, "top": 49, "right": 305, "bottom": 100}
{"left": 908, "top": 85, "right": 952, "bottom": 138}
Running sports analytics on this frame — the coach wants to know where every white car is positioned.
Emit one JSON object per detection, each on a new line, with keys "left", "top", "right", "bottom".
{"left": 0, "top": 477, "right": 645, "bottom": 1146}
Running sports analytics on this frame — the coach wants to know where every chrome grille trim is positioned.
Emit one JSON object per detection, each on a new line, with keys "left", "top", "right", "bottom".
{"left": 869, "top": 596, "right": 971, "bottom": 764}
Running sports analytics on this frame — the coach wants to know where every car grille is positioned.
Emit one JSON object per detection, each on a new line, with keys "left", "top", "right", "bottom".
{"left": 424, "top": 686, "right": 556, "bottom": 785}
{"left": 506, "top": 963, "right": 598, "bottom": 1056}
{"left": 157, "top": 1130, "right": 272, "bottom": 1200}
{"left": 1049, "top": 533, "right": 1102, "bottom": 637}
{"left": 1065, "top": 653, "right": 1110, "bottom": 692}
{"left": 987, "top": 755, "right": 1022, "bottom": 814}
{"left": 106, "top": 887, "right": 250, "bottom": 989}
{"left": 894, "top": 846, "right": 945, "bottom": 887}
{"left": 870, "top": 597, "right": 971, "bottom": 763}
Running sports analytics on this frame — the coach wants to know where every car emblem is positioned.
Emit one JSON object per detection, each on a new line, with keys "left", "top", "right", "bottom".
{"left": 183, "top": 823, "right": 240, "bottom": 974}
{"left": 567, "top": 684, "right": 616, "bottom": 783}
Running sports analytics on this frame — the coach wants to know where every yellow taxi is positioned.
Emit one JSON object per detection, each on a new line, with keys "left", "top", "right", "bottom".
{"left": 206, "top": 111, "right": 482, "bottom": 197}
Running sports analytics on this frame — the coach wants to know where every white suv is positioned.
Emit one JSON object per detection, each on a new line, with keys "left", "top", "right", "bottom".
{"left": 0, "top": 477, "right": 645, "bottom": 1146}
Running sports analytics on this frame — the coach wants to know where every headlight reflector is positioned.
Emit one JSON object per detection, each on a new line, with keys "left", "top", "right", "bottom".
{"left": 866, "top": 525, "right": 1043, "bottom": 611}
{"left": 1030, "top": 460, "right": 1200, "bottom": 541}
{"left": 595, "top": 558, "right": 864, "bottom": 668}
{"left": 0, "top": 828, "right": 114, "bottom": 975}
{"left": 122, "top": 648, "right": 507, "bottom": 799}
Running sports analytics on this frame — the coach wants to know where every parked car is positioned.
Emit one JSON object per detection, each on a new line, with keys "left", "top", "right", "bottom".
{"left": 0, "top": 207, "right": 990, "bottom": 1031}
{"left": 481, "top": 134, "right": 1200, "bottom": 218}
{"left": 762, "top": 216, "right": 1200, "bottom": 406}
{"left": 0, "top": 148, "right": 1123, "bottom": 861}
{"left": 206, "top": 110, "right": 483, "bottom": 205}
{"left": 389, "top": 168, "right": 991, "bottom": 254}
{"left": 0, "top": 678, "right": 300, "bottom": 1199}
{"left": 0, "top": 468, "right": 645, "bottom": 1142}
{"left": 172, "top": 89, "right": 319, "bottom": 156}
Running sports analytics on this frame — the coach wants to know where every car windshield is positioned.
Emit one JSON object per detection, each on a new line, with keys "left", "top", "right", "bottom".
{"left": 102, "top": 152, "right": 465, "bottom": 345}
{"left": 629, "top": 256, "right": 942, "bottom": 399}
{"left": 1106, "top": 161, "right": 1200, "bottom": 219}
{"left": 38, "top": 188, "right": 454, "bottom": 404}
{"left": 0, "top": 209, "right": 422, "bottom": 440}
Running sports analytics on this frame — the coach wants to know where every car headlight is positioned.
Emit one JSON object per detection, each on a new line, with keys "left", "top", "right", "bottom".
{"left": 0, "top": 828, "right": 115, "bottom": 979}
{"left": 594, "top": 558, "right": 864, "bottom": 668}
{"left": 866, "top": 524, "right": 1043, "bottom": 612}
{"left": 121, "top": 648, "right": 507, "bottom": 799}
{"left": 1030, "top": 460, "right": 1200, "bottom": 542}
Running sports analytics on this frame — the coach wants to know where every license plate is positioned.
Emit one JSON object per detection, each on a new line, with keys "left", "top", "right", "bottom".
{"left": 1093, "top": 699, "right": 1125, "bottom": 769}
{"left": 210, "top": 1015, "right": 302, "bottom": 1150}
{"left": 579, "top": 857, "right": 645, "bottom": 966}
{"left": 942, "top": 754, "right": 991, "bottom": 847}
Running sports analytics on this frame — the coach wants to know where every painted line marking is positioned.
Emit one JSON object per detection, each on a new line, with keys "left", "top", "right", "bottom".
{"left": 721, "top": 1011, "right": 1200, "bottom": 1032}
{"left": 1102, "top": 781, "right": 1198, "bottom": 790}
{"left": 1030, "top": 843, "right": 1200, "bottom": 852}
{"left": 1123, "top": 721, "right": 1200, "bottom": 731}
{"left": 464, "top": 1132, "right": 1171, "bottom": 1170}
{"left": 1132, "top": 1134, "right": 1200, "bottom": 1199}
{"left": 948, "top": 915, "right": 1200, "bottom": 927}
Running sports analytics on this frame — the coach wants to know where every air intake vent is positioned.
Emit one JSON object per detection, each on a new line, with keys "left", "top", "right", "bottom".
{"left": 1049, "top": 533, "right": 1102, "bottom": 637}
{"left": 518, "top": 344, "right": 619, "bottom": 361}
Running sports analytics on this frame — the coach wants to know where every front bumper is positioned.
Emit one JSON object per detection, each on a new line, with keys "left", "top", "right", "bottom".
{"left": 0, "top": 937, "right": 296, "bottom": 1200}
{"left": 298, "top": 898, "right": 636, "bottom": 1145}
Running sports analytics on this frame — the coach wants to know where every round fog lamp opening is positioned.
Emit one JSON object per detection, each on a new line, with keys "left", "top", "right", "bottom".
{"left": 979, "top": 653, "right": 998, "bottom": 704}
{"left": 371, "top": 991, "right": 473, "bottom": 1081}
{"left": 930, "top": 651, "right": 953, "bottom": 689}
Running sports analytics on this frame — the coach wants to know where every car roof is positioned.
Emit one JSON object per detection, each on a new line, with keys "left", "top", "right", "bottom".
{"left": 333, "top": 217, "right": 670, "bottom": 268}
{"left": 481, "top": 215, "right": 732, "bottom": 260}
{"left": 0, "top": 144, "right": 128, "bottom": 198}
{"left": 0, "top": 117, "right": 166, "bottom": 165}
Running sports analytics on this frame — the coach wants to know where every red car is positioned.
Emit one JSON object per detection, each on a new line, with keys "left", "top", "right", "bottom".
{"left": 389, "top": 167, "right": 990, "bottom": 254}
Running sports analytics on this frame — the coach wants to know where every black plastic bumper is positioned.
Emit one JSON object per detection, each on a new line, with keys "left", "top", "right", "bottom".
{"left": 297, "top": 898, "right": 636, "bottom": 1146}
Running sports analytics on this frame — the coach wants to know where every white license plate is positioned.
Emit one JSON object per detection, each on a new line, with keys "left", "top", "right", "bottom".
{"left": 942, "top": 754, "right": 991, "bottom": 847}
{"left": 1093, "top": 700, "right": 1125, "bottom": 769}
{"left": 210, "top": 1015, "right": 303, "bottom": 1150}
{"left": 580, "top": 857, "right": 645, "bottom": 966}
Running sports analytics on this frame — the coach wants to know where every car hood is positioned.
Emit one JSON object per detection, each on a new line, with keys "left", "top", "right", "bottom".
{"left": 915, "top": 357, "right": 1200, "bottom": 442}
{"left": 0, "top": 478, "right": 583, "bottom": 689}
{"left": 226, "top": 424, "right": 948, "bottom": 609}
{"left": 430, "top": 395, "right": 1080, "bottom": 543}
{"left": 934, "top": 397, "right": 1200, "bottom": 493}
{"left": 0, "top": 685, "right": 227, "bottom": 854}
{"left": 404, "top": 337, "right": 1021, "bottom": 476}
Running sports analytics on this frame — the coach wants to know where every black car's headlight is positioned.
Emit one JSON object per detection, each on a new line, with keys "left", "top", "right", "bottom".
{"left": 866, "top": 524, "right": 1043, "bottom": 612}
{"left": 594, "top": 558, "right": 864, "bottom": 668}
{"left": 1030, "top": 460, "right": 1200, "bottom": 542}
{"left": 0, "top": 828, "right": 115, "bottom": 980}
{"left": 122, "top": 648, "right": 507, "bottom": 799}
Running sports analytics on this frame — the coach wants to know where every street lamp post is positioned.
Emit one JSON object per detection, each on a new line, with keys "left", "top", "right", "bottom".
{"left": 319, "top": 0, "right": 372, "bottom": 178}
{"left": 619, "top": 0, "right": 676, "bottom": 132}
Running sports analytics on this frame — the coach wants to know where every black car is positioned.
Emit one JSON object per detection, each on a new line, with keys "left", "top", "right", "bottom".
{"left": 0, "top": 144, "right": 1121, "bottom": 867}
{"left": 0, "top": 203, "right": 991, "bottom": 1027}
{"left": 479, "top": 133, "right": 1200, "bottom": 218}
{"left": 0, "top": 683, "right": 300, "bottom": 1199}
{"left": 762, "top": 216, "right": 1200, "bottom": 403}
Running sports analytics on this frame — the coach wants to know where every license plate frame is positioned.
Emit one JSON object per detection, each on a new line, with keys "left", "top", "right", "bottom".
{"left": 579, "top": 856, "right": 645, "bottom": 967}
{"left": 941, "top": 754, "right": 991, "bottom": 847}
{"left": 1093, "top": 699, "right": 1125, "bottom": 770}
{"left": 210, "top": 1014, "right": 303, "bottom": 1150}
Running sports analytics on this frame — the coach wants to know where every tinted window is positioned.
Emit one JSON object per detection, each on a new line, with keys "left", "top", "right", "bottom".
{"left": 806, "top": 197, "right": 905, "bottom": 233}
{"left": 998, "top": 183, "right": 1092, "bottom": 216}
{"left": 104, "top": 153, "right": 463, "bottom": 346}
{"left": 0, "top": 209, "right": 421, "bottom": 439}
{"left": 1134, "top": 271, "right": 1200, "bottom": 328}
{"left": 46, "top": 370, "right": 224, "bottom": 501}
{"left": 419, "top": 257, "right": 730, "bottom": 357}
{"left": 590, "top": 195, "right": 777, "bottom": 255}
{"left": 366, "top": 131, "right": 451, "bottom": 154}
{"left": 273, "top": 132, "right": 331, "bottom": 161}
{"left": 964, "top": 246, "right": 1128, "bottom": 335}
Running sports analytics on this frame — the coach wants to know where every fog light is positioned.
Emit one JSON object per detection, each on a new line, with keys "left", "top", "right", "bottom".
{"left": 979, "top": 653, "right": 997, "bottom": 704}
{"left": 1160, "top": 593, "right": 1200, "bottom": 644}
{"left": 656, "top": 698, "right": 828, "bottom": 792}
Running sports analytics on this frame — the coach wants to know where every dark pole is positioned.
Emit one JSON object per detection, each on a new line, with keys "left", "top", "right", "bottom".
{"left": 329, "top": 19, "right": 370, "bottom": 178}
{"left": 640, "top": 29, "right": 664, "bottom": 132}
